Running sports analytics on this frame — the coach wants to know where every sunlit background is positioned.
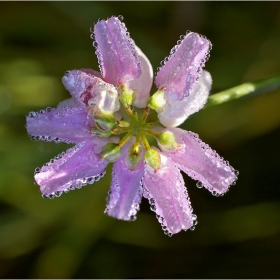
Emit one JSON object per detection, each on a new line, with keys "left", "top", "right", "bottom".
{"left": 1, "top": 2, "right": 280, "bottom": 278}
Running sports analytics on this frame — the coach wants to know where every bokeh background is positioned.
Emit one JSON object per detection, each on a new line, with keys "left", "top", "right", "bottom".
{"left": 1, "top": 1, "right": 280, "bottom": 278}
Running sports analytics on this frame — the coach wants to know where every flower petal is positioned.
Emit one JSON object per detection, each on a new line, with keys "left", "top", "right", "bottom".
{"left": 155, "top": 32, "right": 211, "bottom": 100}
{"left": 158, "top": 70, "right": 212, "bottom": 127}
{"left": 35, "top": 141, "right": 108, "bottom": 197}
{"left": 143, "top": 153, "right": 193, "bottom": 235}
{"left": 105, "top": 157, "right": 144, "bottom": 221}
{"left": 62, "top": 69, "right": 102, "bottom": 107}
{"left": 26, "top": 106, "right": 93, "bottom": 143}
{"left": 126, "top": 45, "right": 153, "bottom": 108}
{"left": 57, "top": 97, "right": 77, "bottom": 108}
{"left": 93, "top": 17, "right": 141, "bottom": 86}
{"left": 162, "top": 128, "right": 238, "bottom": 195}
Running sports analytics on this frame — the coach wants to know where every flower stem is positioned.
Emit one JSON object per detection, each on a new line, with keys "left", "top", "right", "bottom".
{"left": 204, "top": 73, "right": 280, "bottom": 108}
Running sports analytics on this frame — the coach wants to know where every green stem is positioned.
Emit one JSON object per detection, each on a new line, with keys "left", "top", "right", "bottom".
{"left": 204, "top": 73, "right": 280, "bottom": 108}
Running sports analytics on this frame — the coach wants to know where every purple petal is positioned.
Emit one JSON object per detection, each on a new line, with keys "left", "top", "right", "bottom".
{"left": 26, "top": 106, "right": 93, "bottom": 144}
{"left": 143, "top": 154, "right": 193, "bottom": 235}
{"left": 93, "top": 17, "right": 141, "bottom": 86}
{"left": 158, "top": 70, "right": 212, "bottom": 127}
{"left": 105, "top": 157, "right": 144, "bottom": 221}
{"left": 155, "top": 32, "right": 211, "bottom": 100}
{"left": 62, "top": 69, "right": 103, "bottom": 107}
{"left": 35, "top": 141, "right": 108, "bottom": 197}
{"left": 162, "top": 128, "right": 238, "bottom": 195}
{"left": 126, "top": 46, "right": 153, "bottom": 108}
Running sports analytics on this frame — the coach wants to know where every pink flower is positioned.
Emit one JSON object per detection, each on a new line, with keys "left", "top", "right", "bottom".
{"left": 26, "top": 16, "right": 238, "bottom": 236}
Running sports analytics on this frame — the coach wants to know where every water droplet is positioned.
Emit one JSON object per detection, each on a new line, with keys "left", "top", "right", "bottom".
{"left": 55, "top": 191, "right": 62, "bottom": 197}
{"left": 193, "top": 220, "right": 198, "bottom": 226}
{"left": 69, "top": 185, "right": 75, "bottom": 190}
{"left": 130, "top": 215, "right": 136, "bottom": 221}
{"left": 93, "top": 41, "right": 98, "bottom": 48}
{"left": 87, "top": 177, "right": 95, "bottom": 184}
{"left": 34, "top": 167, "right": 41, "bottom": 174}
{"left": 150, "top": 205, "right": 156, "bottom": 212}
{"left": 90, "top": 26, "right": 94, "bottom": 33}
{"left": 54, "top": 137, "right": 61, "bottom": 143}
{"left": 35, "top": 136, "right": 40, "bottom": 141}
{"left": 192, "top": 214, "right": 197, "bottom": 220}
{"left": 90, "top": 33, "right": 95, "bottom": 40}
{"left": 149, "top": 198, "right": 155, "bottom": 205}
{"left": 180, "top": 35, "right": 185, "bottom": 40}
{"left": 190, "top": 226, "right": 195, "bottom": 231}
{"left": 212, "top": 191, "right": 217, "bottom": 196}
{"left": 65, "top": 70, "right": 70, "bottom": 76}
{"left": 28, "top": 111, "right": 37, "bottom": 118}
{"left": 196, "top": 181, "right": 203, "bottom": 189}
{"left": 39, "top": 109, "right": 45, "bottom": 114}
{"left": 234, "top": 170, "right": 239, "bottom": 176}
{"left": 42, "top": 194, "right": 48, "bottom": 199}
{"left": 118, "top": 15, "right": 124, "bottom": 21}
{"left": 48, "top": 194, "right": 55, "bottom": 199}
{"left": 163, "top": 230, "right": 172, "bottom": 237}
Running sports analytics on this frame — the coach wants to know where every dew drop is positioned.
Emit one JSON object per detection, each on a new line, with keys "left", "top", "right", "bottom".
{"left": 48, "top": 194, "right": 55, "bottom": 199}
{"left": 93, "top": 41, "right": 98, "bottom": 48}
{"left": 87, "top": 177, "right": 95, "bottom": 184}
{"left": 192, "top": 214, "right": 197, "bottom": 220}
{"left": 234, "top": 170, "right": 239, "bottom": 176}
{"left": 28, "top": 111, "right": 37, "bottom": 118}
{"left": 149, "top": 198, "right": 155, "bottom": 205}
{"left": 90, "top": 26, "right": 94, "bottom": 33}
{"left": 130, "top": 215, "right": 136, "bottom": 221}
{"left": 190, "top": 226, "right": 195, "bottom": 231}
{"left": 90, "top": 33, "right": 95, "bottom": 40}
{"left": 55, "top": 191, "right": 62, "bottom": 197}
{"left": 65, "top": 70, "right": 70, "bottom": 76}
{"left": 193, "top": 220, "right": 198, "bottom": 226}
{"left": 196, "top": 181, "right": 203, "bottom": 189}
{"left": 95, "top": 175, "right": 101, "bottom": 182}
{"left": 150, "top": 205, "right": 156, "bottom": 212}
{"left": 42, "top": 194, "right": 48, "bottom": 199}
{"left": 54, "top": 137, "right": 61, "bottom": 144}
{"left": 34, "top": 167, "right": 41, "bottom": 174}
{"left": 118, "top": 15, "right": 124, "bottom": 21}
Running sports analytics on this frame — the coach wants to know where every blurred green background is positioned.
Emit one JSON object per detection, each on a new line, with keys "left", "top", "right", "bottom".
{"left": 0, "top": 1, "right": 280, "bottom": 278}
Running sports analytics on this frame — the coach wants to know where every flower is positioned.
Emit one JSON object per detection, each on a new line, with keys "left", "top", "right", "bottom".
{"left": 26, "top": 16, "right": 238, "bottom": 236}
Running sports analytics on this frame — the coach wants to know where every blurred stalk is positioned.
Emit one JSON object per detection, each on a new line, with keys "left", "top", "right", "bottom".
{"left": 204, "top": 74, "right": 280, "bottom": 108}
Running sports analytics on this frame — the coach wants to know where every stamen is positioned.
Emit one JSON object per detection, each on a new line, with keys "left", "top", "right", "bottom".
{"left": 140, "top": 107, "right": 150, "bottom": 124}
{"left": 140, "top": 133, "right": 151, "bottom": 150}
{"left": 117, "top": 132, "right": 133, "bottom": 149}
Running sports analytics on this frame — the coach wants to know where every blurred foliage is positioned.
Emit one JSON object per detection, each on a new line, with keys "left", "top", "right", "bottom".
{"left": 0, "top": 1, "right": 280, "bottom": 278}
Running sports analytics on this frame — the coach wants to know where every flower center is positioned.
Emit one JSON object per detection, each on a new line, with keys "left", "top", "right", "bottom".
{"left": 90, "top": 84, "right": 178, "bottom": 170}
